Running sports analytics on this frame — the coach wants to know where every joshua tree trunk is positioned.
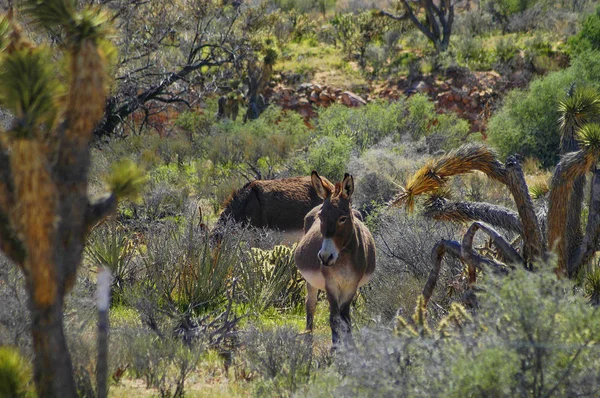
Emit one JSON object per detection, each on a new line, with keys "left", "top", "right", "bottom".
{"left": 0, "top": 3, "right": 145, "bottom": 396}
{"left": 30, "top": 295, "right": 77, "bottom": 398}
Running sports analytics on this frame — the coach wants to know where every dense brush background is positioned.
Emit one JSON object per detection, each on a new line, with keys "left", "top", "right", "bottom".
{"left": 1, "top": 0, "right": 600, "bottom": 396}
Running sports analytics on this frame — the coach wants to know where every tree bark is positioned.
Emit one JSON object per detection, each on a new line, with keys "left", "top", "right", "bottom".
{"left": 30, "top": 294, "right": 77, "bottom": 398}
{"left": 504, "top": 155, "right": 545, "bottom": 265}
{"left": 423, "top": 197, "right": 523, "bottom": 235}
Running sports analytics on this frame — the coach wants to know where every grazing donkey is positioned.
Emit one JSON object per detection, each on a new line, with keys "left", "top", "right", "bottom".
{"left": 216, "top": 176, "right": 334, "bottom": 230}
{"left": 295, "top": 171, "right": 376, "bottom": 345}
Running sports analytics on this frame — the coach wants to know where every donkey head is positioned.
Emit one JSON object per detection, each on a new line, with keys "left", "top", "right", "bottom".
{"left": 311, "top": 170, "right": 355, "bottom": 267}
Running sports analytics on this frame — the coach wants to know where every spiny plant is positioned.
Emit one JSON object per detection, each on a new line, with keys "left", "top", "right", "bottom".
{"left": 0, "top": 2, "right": 145, "bottom": 396}
{"left": 238, "top": 244, "right": 304, "bottom": 311}
{"left": 392, "top": 86, "right": 600, "bottom": 307}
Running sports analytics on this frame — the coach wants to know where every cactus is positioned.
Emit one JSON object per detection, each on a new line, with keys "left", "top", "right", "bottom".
{"left": 0, "top": 2, "right": 144, "bottom": 396}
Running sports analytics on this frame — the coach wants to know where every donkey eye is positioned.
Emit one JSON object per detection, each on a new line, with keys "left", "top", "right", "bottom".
{"left": 338, "top": 216, "right": 347, "bottom": 224}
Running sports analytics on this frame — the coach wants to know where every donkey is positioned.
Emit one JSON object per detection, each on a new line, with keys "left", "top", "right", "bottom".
{"left": 215, "top": 176, "right": 334, "bottom": 230}
{"left": 295, "top": 171, "right": 376, "bottom": 346}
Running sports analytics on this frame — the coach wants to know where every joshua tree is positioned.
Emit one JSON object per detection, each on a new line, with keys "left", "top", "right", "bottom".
{"left": 380, "top": 0, "right": 454, "bottom": 53}
{"left": 0, "top": 2, "right": 145, "bottom": 396}
{"left": 393, "top": 86, "right": 600, "bottom": 305}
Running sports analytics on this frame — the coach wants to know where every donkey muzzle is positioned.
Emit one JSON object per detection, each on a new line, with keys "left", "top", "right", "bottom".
{"left": 319, "top": 238, "right": 339, "bottom": 266}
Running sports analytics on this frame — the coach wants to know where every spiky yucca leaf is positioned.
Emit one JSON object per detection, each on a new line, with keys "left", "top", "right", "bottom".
{"left": 24, "top": 0, "right": 76, "bottom": 30}
{"left": 558, "top": 86, "right": 600, "bottom": 133}
{"left": 0, "top": 16, "right": 11, "bottom": 53}
{"left": 25, "top": 1, "right": 110, "bottom": 44}
{"left": 0, "top": 47, "right": 59, "bottom": 137}
{"left": 70, "top": 6, "right": 111, "bottom": 43}
{"left": 104, "top": 159, "right": 148, "bottom": 202}
{"left": 529, "top": 181, "right": 550, "bottom": 199}
{"left": 393, "top": 144, "right": 505, "bottom": 211}
{"left": 577, "top": 123, "right": 600, "bottom": 152}
{"left": 584, "top": 266, "right": 600, "bottom": 305}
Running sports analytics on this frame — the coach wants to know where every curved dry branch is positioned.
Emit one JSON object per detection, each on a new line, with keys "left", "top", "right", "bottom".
{"left": 423, "top": 238, "right": 506, "bottom": 306}
{"left": 548, "top": 149, "right": 600, "bottom": 275}
{"left": 504, "top": 155, "right": 545, "bottom": 263}
{"left": 392, "top": 143, "right": 507, "bottom": 211}
{"left": 423, "top": 197, "right": 523, "bottom": 235}
{"left": 461, "top": 222, "right": 522, "bottom": 285}
{"left": 569, "top": 167, "right": 600, "bottom": 276}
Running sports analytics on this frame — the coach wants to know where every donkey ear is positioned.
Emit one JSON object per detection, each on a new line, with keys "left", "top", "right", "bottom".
{"left": 341, "top": 173, "right": 354, "bottom": 198}
{"left": 311, "top": 170, "right": 331, "bottom": 199}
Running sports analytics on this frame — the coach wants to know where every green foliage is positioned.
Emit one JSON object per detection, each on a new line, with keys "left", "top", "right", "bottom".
{"left": 323, "top": 265, "right": 600, "bottom": 397}
{"left": 0, "top": 47, "right": 60, "bottom": 137}
{"left": 105, "top": 158, "right": 148, "bottom": 202}
{"left": 242, "top": 326, "right": 317, "bottom": 397}
{"left": 85, "top": 221, "right": 137, "bottom": 305}
{"left": 293, "top": 134, "right": 353, "bottom": 182}
{"left": 237, "top": 244, "right": 304, "bottom": 312}
{"left": 567, "top": 7, "right": 600, "bottom": 56}
{"left": 317, "top": 100, "right": 407, "bottom": 150}
{"left": 488, "top": 56, "right": 600, "bottom": 167}
{"left": 454, "top": 36, "right": 494, "bottom": 70}
{"left": 206, "top": 106, "right": 309, "bottom": 176}
{"left": 0, "top": 347, "right": 32, "bottom": 398}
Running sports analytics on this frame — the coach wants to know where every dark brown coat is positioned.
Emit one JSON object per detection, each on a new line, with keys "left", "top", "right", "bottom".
{"left": 216, "top": 176, "right": 333, "bottom": 230}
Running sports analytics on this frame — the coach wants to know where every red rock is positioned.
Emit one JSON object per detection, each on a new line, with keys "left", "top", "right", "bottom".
{"left": 341, "top": 91, "right": 366, "bottom": 107}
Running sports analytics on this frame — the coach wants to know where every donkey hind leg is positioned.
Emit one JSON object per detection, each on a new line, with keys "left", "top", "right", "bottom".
{"left": 304, "top": 282, "right": 318, "bottom": 333}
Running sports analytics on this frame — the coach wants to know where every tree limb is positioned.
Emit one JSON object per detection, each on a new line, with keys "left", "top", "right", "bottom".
{"left": 423, "top": 197, "right": 523, "bottom": 235}
{"left": 569, "top": 167, "right": 600, "bottom": 276}
{"left": 423, "top": 239, "right": 505, "bottom": 305}
{"left": 85, "top": 193, "right": 118, "bottom": 233}
{"left": 461, "top": 222, "right": 522, "bottom": 285}
{"left": 504, "top": 155, "right": 545, "bottom": 264}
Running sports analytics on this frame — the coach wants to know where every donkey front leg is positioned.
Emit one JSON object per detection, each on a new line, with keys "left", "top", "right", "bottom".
{"left": 326, "top": 292, "right": 352, "bottom": 347}
{"left": 305, "top": 282, "right": 318, "bottom": 333}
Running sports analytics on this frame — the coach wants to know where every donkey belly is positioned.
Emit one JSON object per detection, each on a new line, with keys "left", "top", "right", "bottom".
{"left": 300, "top": 269, "right": 326, "bottom": 290}
{"left": 358, "top": 271, "right": 374, "bottom": 288}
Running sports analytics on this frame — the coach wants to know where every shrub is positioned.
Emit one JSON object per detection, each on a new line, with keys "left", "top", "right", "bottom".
{"left": 205, "top": 106, "right": 309, "bottom": 178}
{"left": 241, "top": 326, "right": 318, "bottom": 396}
{"left": 85, "top": 221, "right": 138, "bottom": 305}
{"left": 317, "top": 100, "right": 407, "bottom": 151}
{"left": 567, "top": 7, "right": 600, "bottom": 56}
{"left": 310, "top": 265, "right": 600, "bottom": 397}
{"left": 236, "top": 244, "right": 305, "bottom": 312}
{"left": 488, "top": 55, "right": 600, "bottom": 167}
{"left": 291, "top": 134, "right": 354, "bottom": 182}
{"left": 363, "top": 208, "right": 463, "bottom": 321}
{"left": 0, "top": 347, "right": 32, "bottom": 398}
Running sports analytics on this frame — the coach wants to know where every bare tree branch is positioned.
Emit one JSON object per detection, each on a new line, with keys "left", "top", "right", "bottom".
{"left": 569, "top": 167, "right": 600, "bottom": 276}
{"left": 504, "top": 155, "right": 545, "bottom": 264}
{"left": 461, "top": 222, "right": 522, "bottom": 285}
{"left": 85, "top": 193, "right": 118, "bottom": 233}
{"left": 423, "top": 197, "right": 523, "bottom": 235}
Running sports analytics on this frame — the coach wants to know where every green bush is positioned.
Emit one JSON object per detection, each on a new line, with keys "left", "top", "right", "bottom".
{"left": 317, "top": 100, "right": 407, "bottom": 151}
{"left": 488, "top": 54, "right": 600, "bottom": 167}
{"left": 310, "top": 265, "right": 600, "bottom": 396}
{"left": 0, "top": 347, "right": 32, "bottom": 398}
{"left": 297, "top": 134, "right": 353, "bottom": 182}
{"left": 206, "top": 106, "right": 309, "bottom": 177}
{"left": 567, "top": 7, "right": 600, "bottom": 56}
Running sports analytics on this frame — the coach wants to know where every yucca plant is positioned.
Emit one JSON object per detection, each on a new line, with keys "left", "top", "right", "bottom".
{"left": 0, "top": 2, "right": 145, "bottom": 396}
{"left": 393, "top": 86, "right": 600, "bottom": 307}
